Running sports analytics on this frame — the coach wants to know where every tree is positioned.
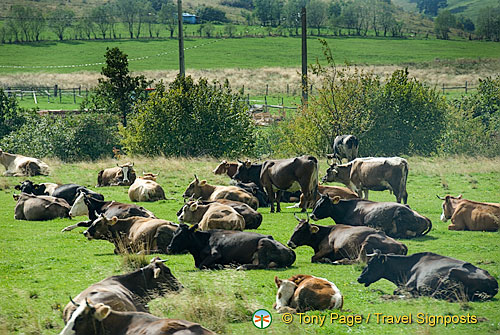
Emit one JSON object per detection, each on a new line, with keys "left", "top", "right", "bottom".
{"left": 476, "top": 6, "right": 500, "bottom": 41}
{"left": 92, "top": 5, "right": 112, "bottom": 39}
{"left": 253, "top": 0, "right": 283, "bottom": 26}
{"left": 283, "top": 0, "right": 308, "bottom": 36}
{"left": 197, "top": 6, "right": 228, "bottom": 22}
{"left": 224, "top": 23, "right": 237, "bottom": 37}
{"left": 75, "top": 17, "right": 95, "bottom": 40}
{"left": 30, "top": 8, "right": 45, "bottom": 41}
{"left": 0, "top": 89, "right": 26, "bottom": 139}
{"left": 307, "top": 0, "right": 328, "bottom": 35}
{"left": 9, "top": 5, "right": 31, "bottom": 42}
{"left": 48, "top": 9, "right": 75, "bottom": 41}
{"left": 204, "top": 23, "right": 215, "bottom": 37}
{"left": 116, "top": 0, "right": 142, "bottom": 39}
{"left": 434, "top": 10, "right": 455, "bottom": 39}
{"left": 410, "top": 0, "right": 448, "bottom": 16}
{"left": 159, "top": 1, "right": 177, "bottom": 38}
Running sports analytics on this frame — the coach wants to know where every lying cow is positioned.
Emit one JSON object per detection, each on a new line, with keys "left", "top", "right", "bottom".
{"left": 14, "top": 193, "right": 70, "bottom": 221}
{"left": 213, "top": 160, "right": 239, "bottom": 178}
{"left": 167, "top": 223, "right": 296, "bottom": 270}
{"left": 15, "top": 180, "right": 59, "bottom": 196}
{"left": 62, "top": 257, "right": 183, "bottom": 323}
{"left": 274, "top": 275, "right": 343, "bottom": 313}
{"left": 83, "top": 214, "right": 179, "bottom": 254}
{"left": 288, "top": 184, "right": 359, "bottom": 210}
{"left": 0, "top": 148, "right": 50, "bottom": 176}
{"left": 128, "top": 174, "right": 166, "bottom": 202}
{"left": 183, "top": 175, "right": 258, "bottom": 210}
{"left": 233, "top": 182, "right": 268, "bottom": 207}
{"left": 61, "top": 192, "right": 156, "bottom": 232}
{"left": 311, "top": 195, "right": 431, "bottom": 238}
{"left": 51, "top": 183, "right": 104, "bottom": 205}
{"left": 178, "top": 200, "right": 245, "bottom": 231}
{"left": 358, "top": 250, "right": 498, "bottom": 301}
{"left": 438, "top": 195, "right": 500, "bottom": 231}
{"left": 61, "top": 301, "right": 214, "bottom": 335}
{"left": 330, "top": 134, "right": 359, "bottom": 163}
{"left": 97, "top": 162, "right": 136, "bottom": 187}
{"left": 177, "top": 199, "right": 262, "bottom": 229}
{"left": 287, "top": 215, "right": 407, "bottom": 264}
{"left": 323, "top": 157, "right": 408, "bottom": 204}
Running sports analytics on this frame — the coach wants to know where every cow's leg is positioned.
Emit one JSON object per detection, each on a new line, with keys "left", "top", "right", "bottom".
{"left": 61, "top": 220, "right": 92, "bottom": 232}
{"left": 275, "top": 190, "right": 283, "bottom": 213}
{"left": 363, "top": 189, "right": 369, "bottom": 200}
{"left": 311, "top": 248, "right": 337, "bottom": 264}
{"left": 198, "top": 248, "right": 222, "bottom": 269}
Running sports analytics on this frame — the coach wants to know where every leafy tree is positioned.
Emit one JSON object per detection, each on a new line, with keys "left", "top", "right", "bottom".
{"left": 224, "top": 23, "right": 237, "bottom": 37}
{"left": 203, "top": 23, "right": 215, "bottom": 37}
{"left": 283, "top": 0, "right": 308, "bottom": 36}
{"left": 82, "top": 47, "right": 151, "bottom": 126}
{"left": 410, "top": 0, "right": 448, "bottom": 16}
{"left": 307, "top": 0, "right": 328, "bottom": 35}
{"left": 30, "top": 8, "right": 45, "bottom": 41}
{"left": 116, "top": 0, "right": 142, "bottom": 39}
{"left": 197, "top": 6, "right": 228, "bottom": 23}
{"left": 9, "top": 5, "right": 31, "bottom": 42}
{"left": 121, "top": 76, "right": 255, "bottom": 157}
{"left": 456, "top": 15, "right": 474, "bottom": 33}
{"left": 159, "top": 1, "right": 177, "bottom": 38}
{"left": 434, "top": 10, "right": 455, "bottom": 39}
{"left": 253, "top": 0, "right": 283, "bottom": 26}
{"left": 476, "top": 6, "right": 500, "bottom": 41}
{"left": 92, "top": 5, "right": 112, "bottom": 39}
{"left": 0, "top": 89, "right": 26, "bottom": 139}
{"left": 48, "top": 9, "right": 75, "bottom": 41}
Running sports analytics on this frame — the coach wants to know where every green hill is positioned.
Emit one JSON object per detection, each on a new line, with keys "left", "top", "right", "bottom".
{"left": 392, "top": 0, "right": 499, "bottom": 21}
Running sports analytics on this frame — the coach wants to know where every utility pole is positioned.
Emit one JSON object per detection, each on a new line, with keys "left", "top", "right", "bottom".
{"left": 301, "top": 7, "right": 308, "bottom": 104}
{"left": 178, "top": 0, "right": 185, "bottom": 77}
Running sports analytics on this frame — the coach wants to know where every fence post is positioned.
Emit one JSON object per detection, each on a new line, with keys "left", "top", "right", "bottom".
{"left": 7, "top": 87, "right": 10, "bottom": 97}
{"left": 287, "top": 84, "right": 289, "bottom": 95}
{"left": 73, "top": 88, "right": 76, "bottom": 103}
{"left": 54, "top": 84, "right": 58, "bottom": 97}
{"left": 465, "top": 81, "right": 468, "bottom": 94}
{"left": 264, "top": 95, "right": 268, "bottom": 113}
{"left": 78, "top": 86, "right": 81, "bottom": 95}
{"left": 266, "top": 84, "right": 268, "bottom": 95}
{"left": 242, "top": 85, "right": 244, "bottom": 94}
{"left": 442, "top": 83, "right": 445, "bottom": 94}
{"left": 59, "top": 88, "right": 62, "bottom": 103}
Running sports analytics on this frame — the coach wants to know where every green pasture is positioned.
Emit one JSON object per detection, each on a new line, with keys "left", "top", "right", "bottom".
{"left": 0, "top": 157, "right": 499, "bottom": 334}
{"left": 1, "top": 36, "right": 500, "bottom": 74}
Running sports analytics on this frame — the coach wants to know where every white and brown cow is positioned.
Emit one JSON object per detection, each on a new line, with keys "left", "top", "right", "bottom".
{"left": 128, "top": 173, "right": 165, "bottom": 202}
{"left": 213, "top": 160, "right": 239, "bottom": 178}
{"left": 438, "top": 195, "right": 500, "bottom": 231}
{"left": 97, "top": 162, "right": 136, "bottom": 187}
{"left": 0, "top": 149, "right": 49, "bottom": 176}
{"left": 182, "top": 175, "right": 258, "bottom": 210}
{"left": 274, "top": 274, "right": 343, "bottom": 314}
{"left": 178, "top": 200, "right": 245, "bottom": 231}
{"left": 323, "top": 157, "right": 408, "bottom": 204}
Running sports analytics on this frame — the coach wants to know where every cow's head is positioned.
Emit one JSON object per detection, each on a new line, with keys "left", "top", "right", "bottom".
{"left": 232, "top": 160, "right": 252, "bottom": 182}
{"left": 167, "top": 223, "right": 198, "bottom": 254}
{"left": 182, "top": 175, "right": 205, "bottom": 199}
{"left": 142, "top": 257, "right": 183, "bottom": 292}
{"left": 59, "top": 299, "right": 111, "bottom": 335}
{"left": 437, "top": 194, "right": 462, "bottom": 222}
{"left": 118, "top": 162, "right": 135, "bottom": 183}
{"left": 213, "top": 160, "right": 230, "bottom": 175}
{"left": 310, "top": 195, "right": 340, "bottom": 221}
{"left": 287, "top": 214, "right": 319, "bottom": 248}
{"left": 357, "top": 250, "right": 387, "bottom": 287}
{"left": 177, "top": 200, "right": 202, "bottom": 224}
{"left": 274, "top": 276, "right": 297, "bottom": 311}
{"left": 83, "top": 214, "right": 115, "bottom": 241}
{"left": 69, "top": 191, "right": 88, "bottom": 217}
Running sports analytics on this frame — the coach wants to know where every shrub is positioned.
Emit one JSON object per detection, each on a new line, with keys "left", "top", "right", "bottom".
{"left": 121, "top": 75, "right": 255, "bottom": 158}
{"left": 0, "top": 89, "right": 26, "bottom": 139}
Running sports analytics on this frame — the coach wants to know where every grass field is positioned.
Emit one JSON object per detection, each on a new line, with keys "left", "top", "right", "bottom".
{"left": 0, "top": 156, "right": 499, "bottom": 334}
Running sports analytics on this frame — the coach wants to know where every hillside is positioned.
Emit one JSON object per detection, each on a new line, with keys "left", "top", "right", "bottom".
{"left": 392, "top": 0, "right": 499, "bottom": 21}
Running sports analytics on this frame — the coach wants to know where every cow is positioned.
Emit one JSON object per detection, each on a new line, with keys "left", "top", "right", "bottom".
{"left": 259, "top": 155, "right": 319, "bottom": 213}
{"left": 310, "top": 195, "right": 432, "bottom": 238}
{"left": 323, "top": 157, "right": 409, "bottom": 204}
{"left": 177, "top": 199, "right": 262, "bottom": 229}
{"left": 233, "top": 182, "right": 268, "bottom": 207}
{"left": 182, "top": 175, "right": 258, "bottom": 210}
{"left": 14, "top": 180, "right": 59, "bottom": 196}
{"left": 60, "top": 300, "right": 214, "bottom": 335}
{"left": 128, "top": 175, "right": 166, "bottom": 202}
{"left": 0, "top": 148, "right": 50, "bottom": 176}
{"left": 166, "top": 223, "right": 296, "bottom": 270}
{"left": 357, "top": 250, "right": 498, "bottom": 301}
{"left": 83, "top": 214, "right": 179, "bottom": 254}
{"left": 177, "top": 200, "right": 245, "bottom": 231}
{"left": 288, "top": 184, "right": 359, "bottom": 210}
{"left": 213, "top": 160, "right": 239, "bottom": 178}
{"left": 287, "top": 215, "right": 407, "bottom": 264}
{"left": 330, "top": 135, "right": 359, "bottom": 163}
{"left": 51, "top": 184, "right": 104, "bottom": 206}
{"left": 61, "top": 192, "right": 156, "bottom": 232}
{"left": 62, "top": 257, "right": 183, "bottom": 324}
{"left": 14, "top": 193, "right": 70, "bottom": 221}
{"left": 438, "top": 195, "right": 500, "bottom": 231}
{"left": 274, "top": 275, "right": 343, "bottom": 314}
{"left": 97, "top": 162, "right": 136, "bottom": 187}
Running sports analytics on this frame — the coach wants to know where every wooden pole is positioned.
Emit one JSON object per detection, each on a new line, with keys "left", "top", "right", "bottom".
{"left": 301, "top": 7, "right": 308, "bottom": 104}
{"left": 178, "top": 0, "right": 185, "bottom": 77}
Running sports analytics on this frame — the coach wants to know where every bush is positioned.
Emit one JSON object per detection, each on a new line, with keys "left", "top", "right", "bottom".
{"left": 0, "top": 113, "right": 120, "bottom": 161}
{"left": 121, "top": 75, "right": 255, "bottom": 158}
{"left": 0, "top": 89, "right": 26, "bottom": 139}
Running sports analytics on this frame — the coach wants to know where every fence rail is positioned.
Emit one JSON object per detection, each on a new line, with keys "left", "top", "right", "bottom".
{"left": 2, "top": 85, "right": 89, "bottom": 104}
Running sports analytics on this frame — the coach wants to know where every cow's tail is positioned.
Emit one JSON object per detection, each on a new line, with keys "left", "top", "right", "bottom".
{"left": 422, "top": 218, "right": 432, "bottom": 236}
{"left": 400, "top": 160, "right": 409, "bottom": 203}
{"left": 310, "top": 156, "right": 319, "bottom": 202}
{"left": 97, "top": 170, "right": 103, "bottom": 187}
{"left": 26, "top": 162, "right": 41, "bottom": 176}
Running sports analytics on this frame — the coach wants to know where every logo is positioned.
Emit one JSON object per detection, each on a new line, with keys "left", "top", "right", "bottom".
{"left": 252, "top": 309, "right": 272, "bottom": 329}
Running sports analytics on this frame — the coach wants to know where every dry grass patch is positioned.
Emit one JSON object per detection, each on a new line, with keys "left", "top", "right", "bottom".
{"left": 407, "top": 156, "right": 500, "bottom": 175}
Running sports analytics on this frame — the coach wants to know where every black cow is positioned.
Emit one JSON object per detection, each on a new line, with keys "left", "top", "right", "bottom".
{"left": 287, "top": 215, "right": 407, "bottom": 264}
{"left": 233, "top": 182, "right": 269, "bottom": 207}
{"left": 51, "top": 183, "right": 104, "bottom": 206}
{"left": 233, "top": 161, "right": 263, "bottom": 188}
{"left": 330, "top": 135, "right": 359, "bottom": 163}
{"left": 311, "top": 195, "right": 432, "bottom": 238}
{"left": 166, "top": 224, "right": 295, "bottom": 270}
{"left": 357, "top": 250, "right": 498, "bottom": 301}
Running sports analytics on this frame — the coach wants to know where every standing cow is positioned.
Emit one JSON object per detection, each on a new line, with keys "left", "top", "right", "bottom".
{"left": 97, "top": 162, "right": 136, "bottom": 187}
{"left": 329, "top": 135, "right": 359, "bottom": 164}
{"left": 0, "top": 149, "right": 49, "bottom": 176}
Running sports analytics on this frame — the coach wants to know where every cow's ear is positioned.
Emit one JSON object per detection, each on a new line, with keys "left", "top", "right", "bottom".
{"left": 190, "top": 202, "right": 198, "bottom": 212}
{"left": 109, "top": 216, "right": 118, "bottom": 225}
{"left": 331, "top": 196, "right": 341, "bottom": 204}
{"left": 310, "top": 225, "right": 319, "bottom": 234}
{"left": 200, "top": 180, "right": 207, "bottom": 186}
{"left": 274, "top": 276, "right": 282, "bottom": 288}
{"left": 13, "top": 194, "right": 20, "bottom": 201}
{"left": 94, "top": 304, "right": 111, "bottom": 321}
{"left": 457, "top": 194, "right": 462, "bottom": 199}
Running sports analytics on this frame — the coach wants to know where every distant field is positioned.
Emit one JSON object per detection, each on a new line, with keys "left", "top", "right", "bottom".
{"left": 1, "top": 36, "right": 500, "bottom": 75}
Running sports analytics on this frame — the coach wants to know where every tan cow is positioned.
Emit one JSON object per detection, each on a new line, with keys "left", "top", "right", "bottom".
{"left": 439, "top": 195, "right": 500, "bottom": 231}
{"left": 182, "top": 175, "right": 258, "bottom": 209}
{"left": 97, "top": 162, "right": 136, "bottom": 187}
{"left": 14, "top": 193, "right": 70, "bottom": 221}
{"left": 128, "top": 173, "right": 165, "bottom": 202}
{"left": 178, "top": 200, "right": 245, "bottom": 231}
{"left": 0, "top": 149, "right": 49, "bottom": 176}
{"left": 213, "top": 160, "right": 239, "bottom": 178}
{"left": 274, "top": 274, "right": 343, "bottom": 314}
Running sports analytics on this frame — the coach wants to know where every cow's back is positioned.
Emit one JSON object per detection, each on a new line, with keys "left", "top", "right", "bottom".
{"left": 454, "top": 200, "right": 500, "bottom": 231}
{"left": 21, "top": 195, "right": 70, "bottom": 221}
{"left": 210, "top": 186, "right": 258, "bottom": 209}
{"left": 200, "top": 204, "right": 245, "bottom": 231}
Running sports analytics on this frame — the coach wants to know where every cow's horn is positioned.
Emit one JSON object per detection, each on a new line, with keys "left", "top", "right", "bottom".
{"left": 293, "top": 213, "right": 301, "bottom": 221}
{"left": 365, "top": 252, "right": 377, "bottom": 257}
{"left": 158, "top": 258, "right": 168, "bottom": 263}
{"left": 436, "top": 195, "right": 445, "bottom": 200}
{"left": 85, "top": 298, "right": 92, "bottom": 308}
{"left": 69, "top": 296, "right": 79, "bottom": 307}
{"left": 306, "top": 212, "right": 310, "bottom": 223}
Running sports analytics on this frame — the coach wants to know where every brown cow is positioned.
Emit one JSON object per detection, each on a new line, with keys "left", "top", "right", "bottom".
{"left": 182, "top": 175, "right": 258, "bottom": 209}
{"left": 128, "top": 174, "right": 166, "bottom": 202}
{"left": 14, "top": 193, "right": 70, "bottom": 221}
{"left": 274, "top": 274, "right": 343, "bottom": 314}
{"left": 323, "top": 157, "right": 408, "bottom": 204}
{"left": 60, "top": 301, "right": 214, "bottom": 335}
{"left": 0, "top": 148, "right": 50, "bottom": 176}
{"left": 260, "top": 155, "right": 319, "bottom": 213}
{"left": 97, "top": 162, "right": 136, "bottom": 187}
{"left": 177, "top": 200, "right": 245, "bottom": 231}
{"left": 290, "top": 184, "right": 359, "bottom": 210}
{"left": 213, "top": 160, "right": 239, "bottom": 178}
{"left": 438, "top": 195, "right": 500, "bottom": 231}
